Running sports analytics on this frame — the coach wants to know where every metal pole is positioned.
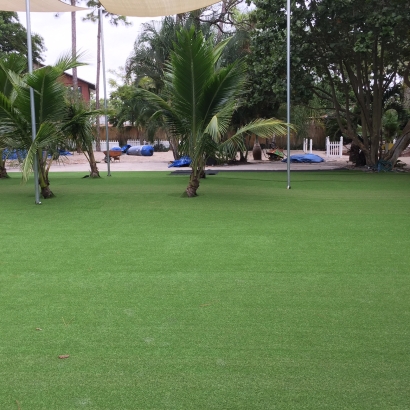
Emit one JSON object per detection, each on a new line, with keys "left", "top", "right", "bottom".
{"left": 25, "top": 0, "right": 41, "bottom": 204}
{"left": 286, "top": 0, "right": 291, "bottom": 189}
{"left": 100, "top": 7, "right": 111, "bottom": 176}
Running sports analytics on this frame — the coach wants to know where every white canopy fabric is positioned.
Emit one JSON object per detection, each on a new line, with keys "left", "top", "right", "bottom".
{"left": 100, "top": 0, "right": 218, "bottom": 17}
{"left": 0, "top": 0, "right": 87, "bottom": 12}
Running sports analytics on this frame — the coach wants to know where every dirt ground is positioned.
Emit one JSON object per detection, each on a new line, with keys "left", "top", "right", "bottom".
{"left": 5, "top": 148, "right": 409, "bottom": 172}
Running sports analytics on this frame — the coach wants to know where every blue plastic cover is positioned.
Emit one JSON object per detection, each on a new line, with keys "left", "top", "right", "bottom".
{"left": 282, "top": 154, "right": 324, "bottom": 163}
{"left": 110, "top": 146, "right": 122, "bottom": 151}
{"left": 140, "top": 145, "right": 154, "bottom": 156}
{"left": 168, "top": 156, "right": 192, "bottom": 168}
{"left": 127, "top": 146, "right": 141, "bottom": 155}
{"left": 121, "top": 144, "right": 131, "bottom": 153}
{"left": 2, "top": 149, "right": 27, "bottom": 160}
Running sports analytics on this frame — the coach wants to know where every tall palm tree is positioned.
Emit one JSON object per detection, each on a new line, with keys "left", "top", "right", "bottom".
{"left": 139, "top": 27, "right": 291, "bottom": 197}
{"left": 0, "top": 54, "right": 86, "bottom": 198}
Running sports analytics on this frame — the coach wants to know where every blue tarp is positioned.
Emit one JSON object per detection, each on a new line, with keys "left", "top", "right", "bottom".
{"left": 168, "top": 156, "right": 191, "bottom": 168}
{"left": 2, "top": 149, "right": 27, "bottom": 160}
{"left": 282, "top": 154, "right": 324, "bottom": 163}
{"left": 127, "top": 145, "right": 154, "bottom": 156}
{"left": 121, "top": 144, "right": 131, "bottom": 153}
{"left": 140, "top": 145, "right": 154, "bottom": 156}
{"left": 110, "top": 146, "right": 122, "bottom": 151}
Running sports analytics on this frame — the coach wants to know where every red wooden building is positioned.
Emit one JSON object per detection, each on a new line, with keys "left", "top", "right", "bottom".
{"left": 61, "top": 73, "right": 96, "bottom": 103}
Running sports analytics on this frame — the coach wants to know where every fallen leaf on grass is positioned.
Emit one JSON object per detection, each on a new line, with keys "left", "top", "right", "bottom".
{"left": 35, "top": 328, "right": 42, "bottom": 331}
{"left": 58, "top": 355, "right": 70, "bottom": 359}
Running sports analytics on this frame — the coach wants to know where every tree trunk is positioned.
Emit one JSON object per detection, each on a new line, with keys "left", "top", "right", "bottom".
{"left": 170, "top": 136, "right": 180, "bottom": 160}
{"left": 383, "top": 120, "right": 410, "bottom": 166}
{"left": 71, "top": 2, "right": 78, "bottom": 95}
{"left": 38, "top": 160, "right": 54, "bottom": 199}
{"left": 252, "top": 137, "right": 262, "bottom": 160}
{"left": 95, "top": 15, "right": 102, "bottom": 152}
{"left": 87, "top": 148, "right": 100, "bottom": 178}
{"left": 0, "top": 164, "right": 8, "bottom": 178}
{"left": 186, "top": 170, "right": 200, "bottom": 197}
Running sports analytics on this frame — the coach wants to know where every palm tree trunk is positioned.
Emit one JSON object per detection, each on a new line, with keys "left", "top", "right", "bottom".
{"left": 85, "top": 148, "right": 100, "bottom": 177}
{"left": 0, "top": 150, "right": 8, "bottom": 178}
{"left": 186, "top": 171, "right": 200, "bottom": 197}
{"left": 0, "top": 164, "right": 8, "bottom": 178}
{"left": 38, "top": 155, "right": 54, "bottom": 198}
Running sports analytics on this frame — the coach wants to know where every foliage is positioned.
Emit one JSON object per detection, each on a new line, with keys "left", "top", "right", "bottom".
{"left": 0, "top": 12, "right": 44, "bottom": 63}
{"left": 63, "top": 99, "right": 100, "bottom": 177}
{"left": 0, "top": 54, "right": 87, "bottom": 196}
{"left": 138, "top": 27, "right": 290, "bottom": 196}
{"left": 249, "top": 0, "right": 410, "bottom": 166}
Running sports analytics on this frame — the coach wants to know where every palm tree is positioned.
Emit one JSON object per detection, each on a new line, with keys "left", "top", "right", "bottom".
{"left": 63, "top": 99, "right": 100, "bottom": 177}
{"left": 0, "top": 54, "right": 86, "bottom": 198}
{"left": 0, "top": 53, "right": 27, "bottom": 178}
{"left": 139, "top": 27, "right": 291, "bottom": 197}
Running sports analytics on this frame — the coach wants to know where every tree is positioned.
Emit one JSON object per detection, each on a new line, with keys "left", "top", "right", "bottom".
{"left": 249, "top": 0, "right": 410, "bottom": 167}
{"left": 0, "top": 54, "right": 86, "bottom": 197}
{"left": 83, "top": 1, "right": 130, "bottom": 151}
{"left": 125, "top": 17, "right": 179, "bottom": 95}
{"left": 0, "top": 12, "right": 44, "bottom": 63}
{"left": 63, "top": 99, "right": 100, "bottom": 178}
{"left": 139, "top": 27, "right": 290, "bottom": 197}
{"left": 0, "top": 53, "right": 27, "bottom": 178}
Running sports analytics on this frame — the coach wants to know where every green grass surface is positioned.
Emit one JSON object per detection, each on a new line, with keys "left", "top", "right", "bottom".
{"left": 1, "top": 171, "right": 409, "bottom": 409}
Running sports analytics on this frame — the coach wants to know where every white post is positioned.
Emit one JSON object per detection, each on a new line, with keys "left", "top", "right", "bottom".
{"left": 326, "top": 137, "right": 330, "bottom": 157}
{"left": 100, "top": 8, "right": 111, "bottom": 176}
{"left": 25, "top": 0, "right": 41, "bottom": 204}
{"left": 309, "top": 139, "right": 313, "bottom": 154}
{"left": 339, "top": 137, "right": 343, "bottom": 158}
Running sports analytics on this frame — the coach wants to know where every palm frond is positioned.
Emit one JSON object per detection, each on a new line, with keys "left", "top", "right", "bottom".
{"left": 219, "top": 118, "right": 293, "bottom": 154}
{"left": 21, "top": 121, "right": 63, "bottom": 182}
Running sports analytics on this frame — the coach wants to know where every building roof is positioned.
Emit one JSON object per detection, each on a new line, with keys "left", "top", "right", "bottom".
{"left": 63, "top": 72, "right": 96, "bottom": 90}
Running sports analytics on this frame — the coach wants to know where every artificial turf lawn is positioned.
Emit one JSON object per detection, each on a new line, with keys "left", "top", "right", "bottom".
{"left": 0, "top": 170, "right": 409, "bottom": 409}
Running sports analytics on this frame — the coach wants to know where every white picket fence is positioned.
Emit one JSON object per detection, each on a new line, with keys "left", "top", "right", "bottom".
{"left": 303, "top": 138, "right": 313, "bottom": 154}
{"left": 326, "top": 137, "right": 343, "bottom": 158}
{"left": 92, "top": 139, "right": 170, "bottom": 150}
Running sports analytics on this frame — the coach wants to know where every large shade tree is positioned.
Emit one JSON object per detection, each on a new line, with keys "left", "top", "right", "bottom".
{"left": 139, "top": 27, "right": 290, "bottom": 197}
{"left": 249, "top": 0, "right": 410, "bottom": 166}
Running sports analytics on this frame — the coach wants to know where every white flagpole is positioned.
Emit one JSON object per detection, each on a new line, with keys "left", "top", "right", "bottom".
{"left": 100, "top": 7, "right": 111, "bottom": 176}
{"left": 25, "top": 0, "right": 41, "bottom": 204}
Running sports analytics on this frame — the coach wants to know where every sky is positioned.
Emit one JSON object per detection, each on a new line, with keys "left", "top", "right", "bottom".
{"left": 17, "top": 9, "right": 161, "bottom": 95}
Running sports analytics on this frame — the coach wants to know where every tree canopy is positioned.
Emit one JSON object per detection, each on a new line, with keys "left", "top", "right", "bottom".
{"left": 249, "top": 0, "right": 410, "bottom": 166}
{"left": 0, "top": 12, "right": 45, "bottom": 63}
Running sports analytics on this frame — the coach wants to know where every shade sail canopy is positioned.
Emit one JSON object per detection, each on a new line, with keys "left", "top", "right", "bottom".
{"left": 0, "top": 0, "right": 87, "bottom": 12}
{"left": 100, "top": 0, "right": 218, "bottom": 17}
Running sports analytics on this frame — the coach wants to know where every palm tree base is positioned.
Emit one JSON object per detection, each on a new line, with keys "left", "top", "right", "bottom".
{"left": 186, "top": 173, "right": 200, "bottom": 197}
{"left": 41, "top": 186, "right": 55, "bottom": 199}
{"left": 253, "top": 141, "right": 262, "bottom": 160}
{"left": 89, "top": 162, "right": 100, "bottom": 178}
{"left": 0, "top": 166, "right": 9, "bottom": 178}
